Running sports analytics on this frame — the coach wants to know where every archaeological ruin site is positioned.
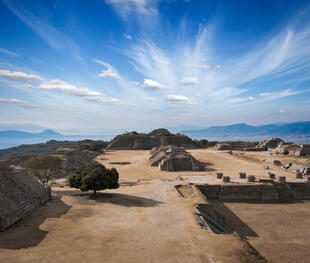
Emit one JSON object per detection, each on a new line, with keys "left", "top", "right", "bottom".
{"left": 1, "top": 129, "right": 310, "bottom": 263}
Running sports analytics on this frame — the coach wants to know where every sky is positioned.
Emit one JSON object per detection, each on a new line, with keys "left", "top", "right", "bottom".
{"left": 1, "top": 0, "right": 310, "bottom": 134}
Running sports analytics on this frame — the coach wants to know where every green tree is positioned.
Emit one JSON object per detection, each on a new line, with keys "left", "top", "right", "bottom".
{"left": 23, "top": 155, "right": 62, "bottom": 186}
{"left": 68, "top": 162, "right": 119, "bottom": 196}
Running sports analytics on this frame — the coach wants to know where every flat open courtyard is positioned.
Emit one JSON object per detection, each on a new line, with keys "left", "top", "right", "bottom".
{"left": 1, "top": 149, "right": 309, "bottom": 263}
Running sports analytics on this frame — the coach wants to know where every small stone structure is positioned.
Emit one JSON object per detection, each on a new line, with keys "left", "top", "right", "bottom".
{"left": 215, "top": 144, "right": 233, "bottom": 151}
{"left": 274, "top": 143, "right": 310, "bottom": 156}
{"left": 285, "top": 163, "right": 310, "bottom": 175}
{"left": 216, "top": 172, "right": 223, "bottom": 179}
{"left": 248, "top": 175, "right": 255, "bottom": 182}
{"left": 0, "top": 162, "right": 50, "bottom": 231}
{"left": 194, "top": 204, "right": 231, "bottom": 234}
{"left": 278, "top": 176, "right": 286, "bottom": 183}
{"left": 149, "top": 145, "right": 205, "bottom": 172}
{"left": 239, "top": 172, "right": 246, "bottom": 179}
{"left": 222, "top": 176, "right": 230, "bottom": 182}
{"left": 265, "top": 159, "right": 282, "bottom": 166}
{"left": 268, "top": 172, "right": 276, "bottom": 179}
{"left": 255, "top": 138, "right": 284, "bottom": 151}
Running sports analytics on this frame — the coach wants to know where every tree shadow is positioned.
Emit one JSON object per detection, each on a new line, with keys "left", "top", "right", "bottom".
{"left": 0, "top": 195, "right": 71, "bottom": 250}
{"left": 57, "top": 190, "right": 163, "bottom": 207}
{"left": 86, "top": 192, "right": 164, "bottom": 207}
{"left": 209, "top": 201, "right": 258, "bottom": 238}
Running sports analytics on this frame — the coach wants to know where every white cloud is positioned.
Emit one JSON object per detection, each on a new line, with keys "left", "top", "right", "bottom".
{"left": 36, "top": 79, "right": 120, "bottom": 104}
{"left": 248, "top": 96, "right": 256, "bottom": 101}
{"left": 0, "top": 48, "right": 18, "bottom": 56}
{"left": 180, "top": 77, "right": 199, "bottom": 85}
{"left": 215, "top": 64, "right": 221, "bottom": 69}
{"left": 0, "top": 97, "right": 39, "bottom": 108}
{"left": 94, "top": 59, "right": 120, "bottom": 79}
{"left": 0, "top": 69, "right": 43, "bottom": 81}
{"left": 259, "top": 93, "right": 271, "bottom": 97}
{"left": 99, "top": 68, "right": 119, "bottom": 79}
{"left": 279, "top": 108, "right": 285, "bottom": 113}
{"left": 166, "top": 95, "right": 195, "bottom": 104}
{"left": 124, "top": 33, "right": 132, "bottom": 40}
{"left": 143, "top": 79, "right": 168, "bottom": 90}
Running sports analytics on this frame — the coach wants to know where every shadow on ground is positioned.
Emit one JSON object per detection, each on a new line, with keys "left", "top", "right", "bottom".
{"left": 0, "top": 195, "right": 71, "bottom": 250}
{"left": 57, "top": 190, "right": 163, "bottom": 207}
{"left": 209, "top": 201, "right": 258, "bottom": 238}
{"left": 88, "top": 193, "right": 164, "bottom": 207}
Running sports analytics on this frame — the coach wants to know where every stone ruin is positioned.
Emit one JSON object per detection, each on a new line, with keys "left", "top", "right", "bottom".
{"left": 285, "top": 163, "right": 310, "bottom": 175}
{"left": 106, "top": 128, "right": 198, "bottom": 150}
{"left": 60, "top": 149, "right": 100, "bottom": 176}
{"left": 215, "top": 143, "right": 233, "bottom": 151}
{"left": 273, "top": 143, "right": 310, "bottom": 157}
{"left": 255, "top": 138, "right": 284, "bottom": 151}
{"left": 0, "top": 162, "right": 51, "bottom": 231}
{"left": 254, "top": 138, "right": 310, "bottom": 157}
{"left": 149, "top": 145, "right": 205, "bottom": 171}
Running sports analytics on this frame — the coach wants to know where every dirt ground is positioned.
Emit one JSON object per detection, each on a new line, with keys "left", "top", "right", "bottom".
{"left": 0, "top": 149, "right": 309, "bottom": 263}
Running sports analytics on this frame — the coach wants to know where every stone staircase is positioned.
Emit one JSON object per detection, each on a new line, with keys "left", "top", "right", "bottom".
{"left": 0, "top": 163, "right": 51, "bottom": 230}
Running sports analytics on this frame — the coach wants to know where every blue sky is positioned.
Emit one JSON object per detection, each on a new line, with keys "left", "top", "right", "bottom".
{"left": 0, "top": 0, "right": 310, "bottom": 134}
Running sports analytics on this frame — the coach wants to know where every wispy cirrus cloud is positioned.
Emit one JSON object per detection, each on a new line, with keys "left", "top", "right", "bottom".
{"left": 0, "top": 97, "right": 39, "bottom": 108}
{"left": 0, "top": 69, "right": 43, "bottom": 81}
{"left": 3, "top": 0, "right": 83, "bottom": 62}
{"left": 105, "top": 0, "right": 159, "bottom": 18}
{"left": 127, "top": 15, "right": 310, "bottom": 109}
{"left": 0, "top": 48, "right": 18, "bottom": 57}
{"left": 227, "top": 88, "right": 310, "bottom": 106}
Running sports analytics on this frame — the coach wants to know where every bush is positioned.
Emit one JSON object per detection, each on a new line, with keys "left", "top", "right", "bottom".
{"left": 68, "top": 162, "right": 119, "bottom": 196}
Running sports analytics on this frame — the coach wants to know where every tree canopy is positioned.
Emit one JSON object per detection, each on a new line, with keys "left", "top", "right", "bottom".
{"left": 68, "top": 162, "right": 119, "bottom": 196}
{"left": 23, "top": 154, "right": 62, "bottom": 186}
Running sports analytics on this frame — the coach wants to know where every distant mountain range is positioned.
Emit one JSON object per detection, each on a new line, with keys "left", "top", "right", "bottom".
{"left": 0, "top": 129, "right": 63, "bottom": 139}
{"left": 181, "top": 122, "right": 310, "bottom": 143}
{"left": 0, "top": 129, "right": 110, "bottom": 150}
{"left": 1, "top": 121, "right": 310, "bottom": 150}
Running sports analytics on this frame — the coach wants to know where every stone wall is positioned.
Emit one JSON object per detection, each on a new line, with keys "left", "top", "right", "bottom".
{"left": 0, "top": 163, "right": 51, "bottom": 231}
{"left": 196, "top": 182, "right": 310, "bottom": 202}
